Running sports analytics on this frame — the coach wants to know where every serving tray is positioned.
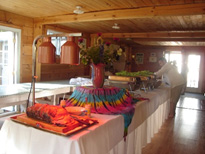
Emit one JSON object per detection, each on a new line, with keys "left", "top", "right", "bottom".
{"left": 108, "top": 75, "right": 136, "bottom": 82}
{"left": 108, "top": 75, "right": 154, "bottom": 82}
{"left": 10, "top": 113, "right": 98, "bottom": 136}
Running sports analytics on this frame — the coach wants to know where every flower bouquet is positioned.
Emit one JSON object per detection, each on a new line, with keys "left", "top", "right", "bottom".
{"left": 78, "top": 34, "right": 124, "bottom": 88}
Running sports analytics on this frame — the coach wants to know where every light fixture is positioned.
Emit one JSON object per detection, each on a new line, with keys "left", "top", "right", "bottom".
{"left": 112, "top": 23, "right": 120, "bottom": 29}
{"left": 60, "top": 36, "right": 79, "bottom": 65}
{"left": 73, "top": 6, "right": 84, "bottom": 14}
{"left": 38, "top": 37, "right": 56, "bottom": 64}
{"left": 29, "top": 33, "right": 81, "bottom": 106}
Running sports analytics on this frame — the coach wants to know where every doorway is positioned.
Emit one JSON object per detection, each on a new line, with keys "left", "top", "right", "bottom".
{"left": 165, "top": 51, "right": 203, "bottom": 94}
{"left": 186, "top": 54, "right": 203, "bottom": 93}
{"left": 0, "top": 26, "right": 21, "bottom": 85}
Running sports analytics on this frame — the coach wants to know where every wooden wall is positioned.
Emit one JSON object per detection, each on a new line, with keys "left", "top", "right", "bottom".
{"left": 131, "top": 46, "right": 164, "bottom": 72}
{"left": 40, "top": 64, "right": 87, "bottom": 81}
{"left": 0, "top": 10, "right": 34, "bottom": 83}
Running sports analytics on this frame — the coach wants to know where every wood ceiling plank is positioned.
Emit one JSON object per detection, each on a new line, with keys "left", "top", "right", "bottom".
{"left": 194, "top": 0, "right": 205, "bottom": 3}
{"left": 151, "top": 0, "right": 169, "bottom": 5}
{"left": 90, "top": 32, "right": 205, "bottom": 38}
{"left": 134, "top": 41, "right": 205, "bottom": 46}
{"left": 34, "top": 3, "right": 205, "bottom": 24}
{"left": 124, "top": 19, "right": 145, "bottom": 32}
{"left": 141, "top": 0, "right": 154, "bottom": 6}
{"left": 191, "top": 15, "right": 204, "bottom": 28}
{"left": 167, "top": 0, "right": 186, "bottom": 5}
{"left": 58, "top": 14, "right": 205, "bottom": 34}
{"left": 1, "top": 0, "right": 205, "bottom": 18}
{"left": 132, "top": 38, "right": 205, "bottom": 41}
{"left": 177, "top": 16, "right": 189, "bottom": 29}
{"left": 128, "top": 18, "right": 151, "bottom": 32}
{"left": 183, "top": 16, "right": 193, "bottom": 29}
{"left": 157, "top": 16, "right": 174, "bottom": 31}
{"left": 185, "top": 0, "right": 194, "bottom": 3}
{"left": 0, "top": 10, "right": 33, "bottom": 27}
{"left": 169, "top": 16, "right": 184, "bottom": 31}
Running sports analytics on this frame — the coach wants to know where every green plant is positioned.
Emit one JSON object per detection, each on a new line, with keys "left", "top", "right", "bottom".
{"left": 79, "top": 37, "right": 123, "bottom": 65}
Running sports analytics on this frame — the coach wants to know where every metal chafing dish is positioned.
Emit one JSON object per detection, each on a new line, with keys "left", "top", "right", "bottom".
{"left": 107, "top": 75, "right": 157, "bottom": 92}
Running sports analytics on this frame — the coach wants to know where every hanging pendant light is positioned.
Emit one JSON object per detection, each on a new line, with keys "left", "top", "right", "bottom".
{"left": 60, "top": 36, "right": 79, "bottom": 65}
{"left": 38, "top": 37, "right": 56, "bottom": 64}
{"left": 73, "top": 6, "right": 84, "bottom": 14}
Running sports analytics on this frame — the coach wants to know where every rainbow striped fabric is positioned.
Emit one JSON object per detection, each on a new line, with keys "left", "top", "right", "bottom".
{"left": 65, "top": 86, "right": 137, "bottom": 132}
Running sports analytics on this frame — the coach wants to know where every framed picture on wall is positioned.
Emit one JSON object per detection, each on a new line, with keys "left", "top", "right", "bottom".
{"left": 136, "top": 53, "right": 144, "bottom": 64}
{"left": 149, "top": 52, "right": 157, "bottom": 62}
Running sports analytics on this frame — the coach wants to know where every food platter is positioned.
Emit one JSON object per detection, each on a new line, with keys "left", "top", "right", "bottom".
{"left": 108, "top": 75, "right": 156, "bottom": 92}
{"left": 10, "top": 113, "right": 98, "bottom": 136}
{"left": 108, "top": 75, "right": 155, "bottom": 81}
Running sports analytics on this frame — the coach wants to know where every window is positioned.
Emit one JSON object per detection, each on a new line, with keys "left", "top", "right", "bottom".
{"left": 186, "top": 55, "right": 201, "bottom": 88}
{"left": 0, "top": 26, "right": 21, "bottom": 116}
{"left": 165, "top": 51, "right": 182, "bottom": 73}
{"left": 0, "top": 26, "right": 21, "bottom": 85}
{"left": 0, "top": 105, "right": 18, "bottom": 117}
{"left": 47, "top": 30, "right": 67, "bottom": 55}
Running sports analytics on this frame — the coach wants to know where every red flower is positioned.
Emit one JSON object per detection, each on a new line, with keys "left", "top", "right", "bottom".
{"left": 113, "top": 37, "right": 120, "bottom": 42}
{"left": 105, "top": 42, "right": 111, "bottom": 46}
{"left": 97, "top": 33, "right": 102, "bottom": 36}
{"left": 78, "top": 38, "right": 84, "bottom": 44}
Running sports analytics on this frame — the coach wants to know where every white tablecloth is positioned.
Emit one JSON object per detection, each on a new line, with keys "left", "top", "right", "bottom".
{"left": 0, "top": 87, "right": 170, "bottom": 154}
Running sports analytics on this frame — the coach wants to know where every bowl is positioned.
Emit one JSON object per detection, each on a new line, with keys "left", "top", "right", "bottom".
{"left": 65, "top": 107, "right": 85, "bottom": 115}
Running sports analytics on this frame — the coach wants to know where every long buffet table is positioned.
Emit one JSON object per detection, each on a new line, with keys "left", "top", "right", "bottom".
{"left": 0, "top": 86, "right": 170, "bottom": 154}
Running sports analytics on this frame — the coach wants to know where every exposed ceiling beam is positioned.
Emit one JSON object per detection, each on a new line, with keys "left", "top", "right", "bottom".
{"left": 132, "top": 38, "right": 205, "bottom": 42}
{"left": 34, "top": 3, "right": 205, "bottom": 25}
{"left": 90, "top": 32, "right": 205, "bottom": 38}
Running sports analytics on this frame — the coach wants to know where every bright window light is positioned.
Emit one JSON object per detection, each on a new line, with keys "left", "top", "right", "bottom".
{"left": 187, "top": 55, "right": 200, "bottom": 88}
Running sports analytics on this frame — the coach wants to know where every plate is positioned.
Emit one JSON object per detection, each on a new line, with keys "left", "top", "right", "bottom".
{"left": 65, "top": 106, "right": 86, "bottom": 115}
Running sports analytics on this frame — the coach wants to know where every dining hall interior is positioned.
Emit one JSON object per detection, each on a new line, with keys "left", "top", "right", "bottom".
{"left": 0, "top": 0, "right": 205, "bottom": 154}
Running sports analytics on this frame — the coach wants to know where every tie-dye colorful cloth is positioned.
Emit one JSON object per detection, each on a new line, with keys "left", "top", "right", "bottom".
{"left": 65, "top": 86, "right": 138, "bottom": 134}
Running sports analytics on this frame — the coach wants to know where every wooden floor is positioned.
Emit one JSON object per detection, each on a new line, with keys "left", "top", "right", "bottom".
{"left": 142, "top": 93, "right": 205, "bottom": 154}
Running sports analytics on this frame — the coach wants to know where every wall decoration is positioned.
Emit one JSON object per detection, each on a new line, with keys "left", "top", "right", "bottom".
{"left": 135, "top": 53, "right": 144, "bottom": 64}
{"left": 149, "top": 56, "right": 157, "bottom": 62}
{"left": 149, "top": 52, "right": 157, "bottom": 62}
{"left": 150, "top": 53, "right": 156, "bottom": 57}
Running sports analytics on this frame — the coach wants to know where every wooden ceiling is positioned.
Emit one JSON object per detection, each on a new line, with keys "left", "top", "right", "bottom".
{"left": 1, "top": 0, "right": 205, "bottom": 46}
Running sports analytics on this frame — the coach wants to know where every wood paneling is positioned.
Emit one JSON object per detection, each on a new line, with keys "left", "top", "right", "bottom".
{"left": 34, "top": 3, "right": 205, "bottom": 24}
{"left": 0, "top": 10, "right": 33, "bottom": 27}
{"left": 41, "top": 64, "right": 87, "bottom": 81}
{"left": 1, "top": 0, "right": 203, "bottom": 18}
{"left": 91, "top": 32, "right": 205, "bottom": 38}
{"left": 56, "top": 14, "right": 205, "bottom": 35}
{"left": 22, "top": 45, "right": 32, "bottom": 56}
{"left": 131, "top": 46, "right": 164, "bottom": 72}
{"left": 1, "top": 1, "right": 205, "bottom": 47}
